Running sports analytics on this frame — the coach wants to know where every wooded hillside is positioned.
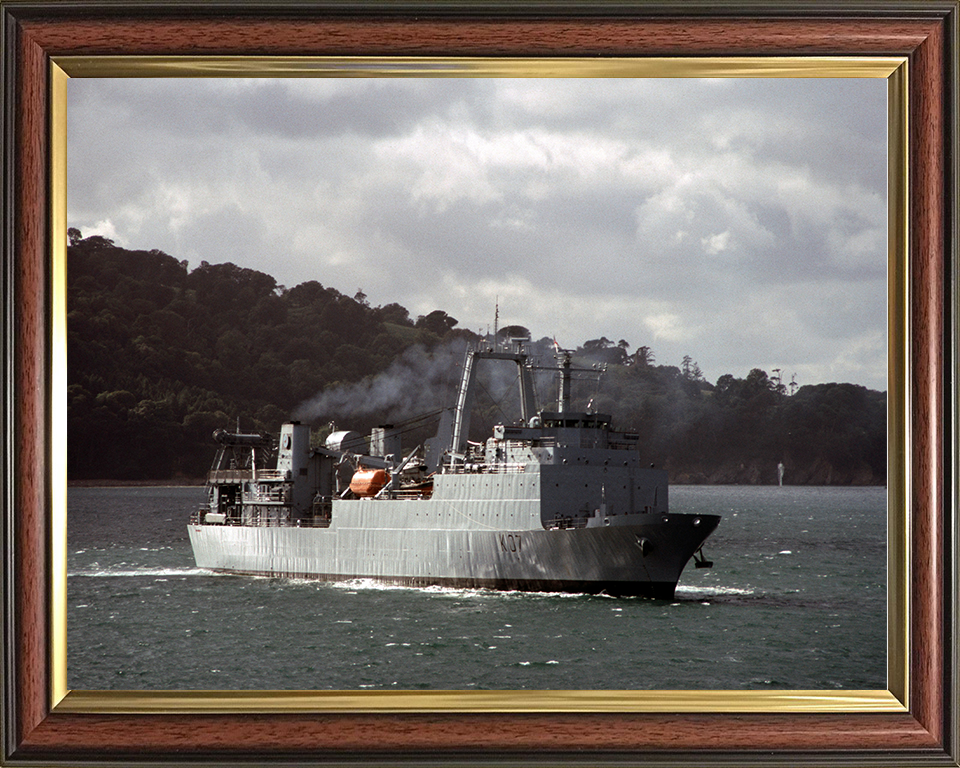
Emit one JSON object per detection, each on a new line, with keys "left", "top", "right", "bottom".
{"left": 67, "top": 233, "right": 885, "bottom": 484}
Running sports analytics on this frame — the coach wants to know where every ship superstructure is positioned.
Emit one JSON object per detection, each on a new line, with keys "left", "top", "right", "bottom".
{"left": 189, "top": 342, "right": 719, "bottom": 598}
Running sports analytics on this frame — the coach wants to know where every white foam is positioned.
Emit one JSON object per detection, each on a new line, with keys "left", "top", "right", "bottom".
{"left": 69, "top": 567, "right": 210, "bottom": 578}
{"left": 328, "top": 579, "right": 578, "bottom": 600}
{"left": 675, "top": 584, "right": 756, "bottom": 598}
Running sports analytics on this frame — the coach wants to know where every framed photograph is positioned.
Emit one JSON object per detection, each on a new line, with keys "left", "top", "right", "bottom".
{"left": 2, "top": 2, "right": 956, "bottom": 765}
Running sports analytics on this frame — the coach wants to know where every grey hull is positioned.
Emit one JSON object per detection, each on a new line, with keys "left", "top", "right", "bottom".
{"left": 188, "top": 511, "right": 719, "bottom": 599}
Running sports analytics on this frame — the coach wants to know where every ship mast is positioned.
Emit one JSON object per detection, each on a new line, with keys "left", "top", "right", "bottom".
{"left": 556, "top": 348, "right": 572, "bottom": 413}
{"left": 449, "top": 344, "right": 538, "bottom": 459}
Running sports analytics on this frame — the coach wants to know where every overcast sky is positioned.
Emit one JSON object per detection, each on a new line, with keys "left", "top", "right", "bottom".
{"left": 67, "top": 76, "right": 888, "bottom": 391}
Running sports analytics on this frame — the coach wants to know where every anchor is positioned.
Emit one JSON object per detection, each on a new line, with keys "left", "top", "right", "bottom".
{"left": 693, "top": 546, "right": 713, "bottom": 569}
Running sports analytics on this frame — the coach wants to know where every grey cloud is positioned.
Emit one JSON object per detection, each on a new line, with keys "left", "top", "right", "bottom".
{"left": 67, "top": 76, "right": 889, "bottom": 390}
{"left": 72, "top": 77, "right": 490, "bottom": 144}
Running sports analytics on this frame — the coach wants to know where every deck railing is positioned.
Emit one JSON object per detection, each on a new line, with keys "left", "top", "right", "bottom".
{"left": 207, "top": 468, "right": 288, "bottom": 484}
{"left": 442, "top": 463, "right": 528, "bottom": 475}
{"left": 191, "top": 511, "right": 332, "bottom": 528}
{"left": 543, "top": 516, "right": 589, "bottom": 530}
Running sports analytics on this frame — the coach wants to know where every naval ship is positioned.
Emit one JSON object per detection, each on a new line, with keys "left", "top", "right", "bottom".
{"left": 189, "top": 342, "right": 719, "bottom": 599}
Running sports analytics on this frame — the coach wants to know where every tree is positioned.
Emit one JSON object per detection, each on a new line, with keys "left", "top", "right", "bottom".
{"left": 582, "top": 337, "right": 612, "bottom": 352}
{"left": 188, "top": 261, "right": 277, "bottom": 311}
{"left": 287, "top": 280, "right": 328, "bottom": 307}
{"left": 376, "top": 303, "right": 413, "bottom": 326}
{"left": 744, "top": 368, "right": 776, "bottom": 399}
{"left": 84, "top": 235, "right": 117, "bottom": 249}
{"left": 580, "top": 337, "right": 626, "bottom": 365}
{"left": 497, "top": 324, "right": 531, "bottom": 340}
{"left": 681, "top": 355, "right": 704, "bottom": 381}
{"left": 415, "top": 310, "right": 458, "bottom": 336}
{"left": 631, "top": 345, "right": 655, "bottom": 367}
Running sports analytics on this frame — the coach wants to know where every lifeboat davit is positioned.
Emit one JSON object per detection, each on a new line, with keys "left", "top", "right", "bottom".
{"left": 349, "top": 468, "right": 390, "bottom": 497}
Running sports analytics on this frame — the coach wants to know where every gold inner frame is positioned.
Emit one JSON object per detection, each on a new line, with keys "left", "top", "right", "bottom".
{"left": 49, "top": 56, "right": 909, "bottom": 714}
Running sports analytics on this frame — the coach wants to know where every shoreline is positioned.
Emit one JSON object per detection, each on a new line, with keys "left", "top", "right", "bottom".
{"left": 68, "top": 478, "right": 205, "bottom": 488}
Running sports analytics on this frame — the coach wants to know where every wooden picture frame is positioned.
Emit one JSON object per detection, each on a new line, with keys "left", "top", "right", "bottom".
{"left": 2, "top": 2, "right": 957, "bottom": 765}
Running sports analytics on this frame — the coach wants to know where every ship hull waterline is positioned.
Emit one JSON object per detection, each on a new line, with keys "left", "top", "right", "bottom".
{"left": 189, "top": 513, "right": 720, "bottom": 600}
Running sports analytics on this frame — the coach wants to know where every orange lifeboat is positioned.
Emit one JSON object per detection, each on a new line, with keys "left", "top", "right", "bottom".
{"left": 349, "top": 468, "right": 390, "bottom": 497}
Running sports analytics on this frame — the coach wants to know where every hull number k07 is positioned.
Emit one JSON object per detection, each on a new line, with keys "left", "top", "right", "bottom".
{"left": 500, "top": 533, "right": 522, "bottom": 554}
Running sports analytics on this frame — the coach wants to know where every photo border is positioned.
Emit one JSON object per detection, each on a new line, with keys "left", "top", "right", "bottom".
{"left": 3, "top": 3, "right": 957, "bottom": 765}
{"left": 50, "top": 55, "right": 906, "bottom": 716}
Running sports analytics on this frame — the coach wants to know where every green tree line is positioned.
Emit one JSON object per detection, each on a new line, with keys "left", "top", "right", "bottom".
{"left": 67, "top": 233, "right": 885, "bottom": 484}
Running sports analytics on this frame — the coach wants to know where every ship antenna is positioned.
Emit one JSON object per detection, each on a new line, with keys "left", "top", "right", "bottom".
{"left": 494, "top": 297, "right": 499, "bottom": 348}
{"left": 557, "top": 348, "right": 572, "bottom": 413}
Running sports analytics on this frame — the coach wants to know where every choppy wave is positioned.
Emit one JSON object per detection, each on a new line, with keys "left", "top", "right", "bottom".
{"left": 329, "top": 578, "right": 603, "bottom": 600}
{"left": 675, "top": 584, "right": 757, "bottom": 598}
{"left": 70, "top": 568, "right": 760, "bottom": 602}
{"left": 67, "top": 485, "right": 887, "bottom": 691}
{"left": 68, "top": 567, "right": 210, "bottom": 578}
{"left": 329, "top": 579, "right": 501, "bottom": 598}
{"left": 328, "top": 578, "right": 756, "bottom": 602}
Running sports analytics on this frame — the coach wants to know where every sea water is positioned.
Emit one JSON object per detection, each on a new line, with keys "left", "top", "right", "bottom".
{"left": 67, "top": 485, "right": 886, "bottom": 690}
